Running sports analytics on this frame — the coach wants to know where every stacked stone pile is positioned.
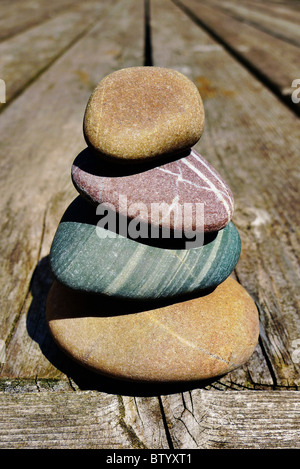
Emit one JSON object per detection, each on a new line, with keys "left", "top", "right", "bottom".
{"left": 46, "top": 67, "right": 259, "bottom": 383}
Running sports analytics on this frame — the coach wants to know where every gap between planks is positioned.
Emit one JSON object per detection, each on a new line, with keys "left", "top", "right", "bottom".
{"left": 0, "top": 1, "right": 106, "bottom": 110}
{"left": 0, "top": 0, "right": 145, "bottom": 380}
{"left": 204, "top": 0, "right": 300, "bottom": 48}
{"left": 150, "top": 0, "right": 300, "bottom": 389}
{"left": 173, "top": 0, "right": 300, "bottom": 116}
{"left": 0, "top": 0, "right": 91, "bottom": 43}
{"left": 0, "top": 0, "right": 299, "bottom": 392}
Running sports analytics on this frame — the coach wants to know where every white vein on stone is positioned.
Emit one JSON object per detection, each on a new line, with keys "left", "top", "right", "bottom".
{"left": 191, "top": 149, "right": 233, "bottom": 203}
{"left": 150, "top": 249, "right": 191, "bottom": 296}
{"left": 102, "top": 242, "right": 146, "bottom": 295}
{"left": 145, "top": 312, "right": 234, "bottom": 366}
{"left": 181, "top": 158, "right": 232, "bottom": 222}
{"left": 157, "top": 165, "right": 231, "bottom": 200}
{"left": 195, "top": 226, "right": 224, "bottom": 283}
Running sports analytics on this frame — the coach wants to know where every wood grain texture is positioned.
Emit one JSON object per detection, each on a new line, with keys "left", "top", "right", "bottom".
{"left": 0, "top": 0, "right": 83, "bottom": 42}
{"left": 0, "top": 0, "right": 144, "bottom": 379}
{"left": 0, "top": 1, "right": 105, "bottom": 104}
{"left": 161, "top": 390, "right": 300, "bottom": 449}
{"left": 0, "top": 391, "right": 168, "bottom": 449}
{"left": 151, "top": 0, "right": 300, "bottom": 389}
{"left": 205, "top": 0, "right": 300, "bottom": 47}
{"left": 0, "top": 390, "right": 299, "bottom": 449}
{"left": 244, "top": 0, "right": 300, "bottom": 19}
{"left": 177, "top": 0, "right": 300, "bottom": 103}
{"left": 0, "top": 0, "right": 299, "bottom": 451}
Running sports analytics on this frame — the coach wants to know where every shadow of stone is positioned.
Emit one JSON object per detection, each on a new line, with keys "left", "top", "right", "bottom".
{"left": 26, "top": 256, "right": 221, "bottom": 397}
{"left": 59, "top": 194, "right": 217, "bottom": 251}
{"left": 73, "top": 146, "right": 192, "bottom": 177}
{"left": 26, "top": 256, "right": 73, "bottom": 375}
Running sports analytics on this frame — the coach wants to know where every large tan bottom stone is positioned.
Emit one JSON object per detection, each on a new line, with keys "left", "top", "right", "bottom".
{"left": 46, "top": 277, "right": 259, "bottom": 383}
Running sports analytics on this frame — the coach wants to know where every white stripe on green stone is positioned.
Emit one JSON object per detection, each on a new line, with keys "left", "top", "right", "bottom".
{"left": 192, "top": 227, "right": 224, "bottom": 285}
{"left": 161, "top": 228, "right": 224, "bottom": 294}
{"left": 138, "top": 249, "right": 190, "bottom": 296}
{"left": 102, "top": 243, "right": 147, "bottom": 295}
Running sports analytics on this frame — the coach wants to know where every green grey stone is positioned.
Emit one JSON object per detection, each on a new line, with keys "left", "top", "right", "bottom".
{"left": 49, "top": 196, "right": 241, "bottom": 301}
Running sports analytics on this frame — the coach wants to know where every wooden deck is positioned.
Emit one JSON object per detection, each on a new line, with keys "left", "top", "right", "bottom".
{"left": 0, "top": 0, "right": 300, "bottom": 450}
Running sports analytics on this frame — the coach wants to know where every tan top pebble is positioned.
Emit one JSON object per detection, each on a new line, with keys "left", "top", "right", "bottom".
{"left": 83, "top": 66, "right": 205, "bottom": 162}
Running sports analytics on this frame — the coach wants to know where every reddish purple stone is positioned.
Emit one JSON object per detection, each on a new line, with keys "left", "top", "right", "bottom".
{"left": 71, "top": 148, "right": 234, "bottom": 233}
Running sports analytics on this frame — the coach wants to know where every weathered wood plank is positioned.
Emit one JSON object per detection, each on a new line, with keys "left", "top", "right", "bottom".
{"left": 0, "top": 1, "right": 105, "bottom": 104}
{"left": 176, "top": 0, "right": 300, "bottom": 102}
{"left": 151, "top": 0, "right": 300, "bottom": 388}
{"left": 1, "top": 0, "right": 299, "bottom": 397}
{"left": 243, "top": 0, "right": 300, "bottom": 21}
{"left": 161, "top": 390, "right": 300, "bottom": 449}
{"left": 0, "top": 0, "right": 83, "bottom": 42}
{"left": 0, "top": 389, "right": 299, "bottom": 449}
{"left": 0, "top": 0, "right": 144, "bottom": 379}
{"left": 0, "top": 0, "right": 298, "bottom": 452}
{"left": 204, "top": 0, "right": 300, "bottom": 47}
{"left": 0, "top": 391, "right": 169, "bottom": 449}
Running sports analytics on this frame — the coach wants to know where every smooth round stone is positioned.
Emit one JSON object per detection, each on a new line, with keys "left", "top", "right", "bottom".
{"left": 83, "top": 67, "right": 205, "bottom": 162}
{"left": 46, "top": 277, "right": 259, "bottom": 383}
{"left": 72, "top": 147, "right": 234, "bottom": 233}
{"left": 49, "top": 196, "right": 241, "bottom": 300}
